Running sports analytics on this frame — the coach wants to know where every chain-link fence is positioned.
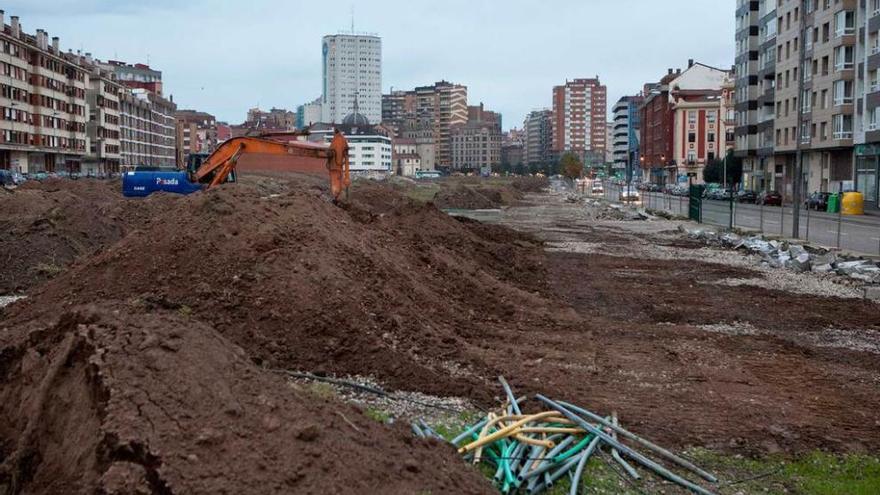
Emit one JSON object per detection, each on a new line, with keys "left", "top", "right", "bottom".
{"left": 602, "top": 183, "right": 880, "bottom": 256}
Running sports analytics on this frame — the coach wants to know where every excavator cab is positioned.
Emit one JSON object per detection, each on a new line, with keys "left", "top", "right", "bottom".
{"left": 186, "top": 153, "right": 235, "bottom": 184}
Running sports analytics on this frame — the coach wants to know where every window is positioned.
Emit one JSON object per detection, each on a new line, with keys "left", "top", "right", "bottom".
{"left": 834, "top": 45, "right": 854, "bottom": 71}
{"left": 833, "top": 80, "right": 853, "bottom": 105}
{"left": 833, "top": 114, "right": 853, "bottom": 139}
{"left": 688, "top": 132, "right": 696, "bottom": 143}
{"left": 707, "top": 111, "right": 717, "bottom": 124}
{"left": 708, "top": 132, "right": 716, "bottom": 143}
{"left": 688, "top": 111, "right": 696, "bottom": 124}
{"left": 834, "top": 11, "right": 855, "bottom": 37}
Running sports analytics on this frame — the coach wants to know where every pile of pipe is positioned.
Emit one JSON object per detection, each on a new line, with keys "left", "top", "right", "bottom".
{"left": 413, "top": 377, "right": 718, "bottom": 495}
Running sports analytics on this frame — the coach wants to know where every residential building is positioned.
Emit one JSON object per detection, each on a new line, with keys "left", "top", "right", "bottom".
{"left": 380, "top": 81, "right": 467, "bottom": 169}
{"left": 641, "top": 62, "right": 730, "bottom": 184}
{"left": 399, "top": 116, "right": 436, "bottom": 171}
{"left": 451, "top": 103, "right": 502, "bottom": 172}
{"left": 307, "top": 119, "right": 392, "bottom": 175}
{"left": 770, "top": 0, "right": 856, "bottom": 200}
{"left": 612, "top": 95, "right": 644, "bottom": 179}
{"left": 551, "top": 78, "right": 607, "bottom": 160}
{"left": 641, "top": 76, "right": 677, "bottom": 184}
{"left": 522, "top": 109, "right": 554, "bottom": 167}
{"left": 296, "top": 97, "right": 322, "bottom": 128}
{"left": 97, "top": 60, "right": 163, "bottom": 95}
{"left": 246, "top": 107, "right": 296, "bottom": 131}
{"left": 0, "top": 14, "right": 88, "bottom": 173}
{"left": 856, "top": 0, "right": 880, "bottom": 208}
{"left": 175, "top": 110, "right": 217, "bottom": 164}
{"left": 118, "top": 88, "right": 176, "bottom": 169}
{"left": 392, "top": 137, "right": 421, "bottom": 176}
{"left": 501, "top": 129, "right": 523, "bottom": 169}
{"left": 735, "top": 0, "right": 777, "bottom": 191}
{"left": 321, "top": 33, "right": 382, "bottom": 124}
{"left": 81, "top": 57, "right": 122, "bottom": 174}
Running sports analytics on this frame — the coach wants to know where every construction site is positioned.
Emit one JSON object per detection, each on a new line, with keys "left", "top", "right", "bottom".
{"left": 1, "top": 169, "right": 879, "bottom": 494}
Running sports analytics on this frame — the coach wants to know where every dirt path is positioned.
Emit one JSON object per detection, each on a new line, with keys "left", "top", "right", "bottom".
{"left": 455, "top": 187, "right": 880, "bottom": 455}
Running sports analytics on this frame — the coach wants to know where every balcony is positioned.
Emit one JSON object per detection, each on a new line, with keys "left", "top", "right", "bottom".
{"left": 869, "top": 122, "right": 879, "bottom": 131}
{"left": 833, "top": 130, "right": 853, "bottom": 139}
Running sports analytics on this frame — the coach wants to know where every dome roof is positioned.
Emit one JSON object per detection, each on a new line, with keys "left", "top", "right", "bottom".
{"left": 342, "top": 111, "right": 370, "bottom": 126}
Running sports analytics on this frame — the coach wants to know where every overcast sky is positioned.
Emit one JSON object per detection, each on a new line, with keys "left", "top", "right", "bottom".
{"left": 9, "top": 0, "right": 734, "bottom": 131}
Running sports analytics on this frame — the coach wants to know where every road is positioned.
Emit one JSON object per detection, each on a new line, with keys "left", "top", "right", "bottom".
{"left": 603, "top": 184, "right": 880, "bottom": 256}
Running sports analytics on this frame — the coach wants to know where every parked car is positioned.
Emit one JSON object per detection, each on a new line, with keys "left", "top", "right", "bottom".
{"left": 33, "top": 171, "right": 49, "bottom": 181}
{"left": 804, "top": 191, "right": 831, "bottom": 211}
{"left": 757, "top": 190, "right": 782, "bottom": 206}
{"left": 591, "top": 183, "right": 604, "bottom": 194}
{"left": 706, "top": 188, "right": 733, "bottom": 200}
{"left": 0, "top": 169, "right": 15, "bottom": 188}
{"left": 11, "top": 171, "right": 25, "bottom": 185}
{"left": 619, "top": 189, "right": 640, "bottom": 202}
{"left": 735, "top": 190, "right": 758, "bottom": 203}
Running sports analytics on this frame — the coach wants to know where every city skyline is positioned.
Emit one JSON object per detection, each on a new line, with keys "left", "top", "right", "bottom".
{"left": 7, "top": 0, "right": 734, "bottom": 130}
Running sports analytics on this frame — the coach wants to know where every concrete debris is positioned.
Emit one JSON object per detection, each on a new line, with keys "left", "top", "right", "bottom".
{"left": 678, "top": 226, "right": 880, "bottom": 285}
{"left": 587, "top": 200, "right": 655, "bottom": 221}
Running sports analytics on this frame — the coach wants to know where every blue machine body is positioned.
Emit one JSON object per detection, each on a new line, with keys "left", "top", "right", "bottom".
{"left": 122, "top": 170, "right": 204, "bottom": 197}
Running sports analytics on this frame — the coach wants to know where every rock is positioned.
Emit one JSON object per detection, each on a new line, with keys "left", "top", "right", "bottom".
{"left": 865, "top": 286, "right": 880, "bottom": 302}
{"left": 812, "top": 264, "right": 834, "bottom": 273}
{"left": 790, "top": 253, "right": 812, "bottom": 272}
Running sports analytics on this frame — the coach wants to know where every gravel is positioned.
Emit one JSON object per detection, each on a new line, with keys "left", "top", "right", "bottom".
{"left": 286, "top": 373, "right": 476, "bottom": 426}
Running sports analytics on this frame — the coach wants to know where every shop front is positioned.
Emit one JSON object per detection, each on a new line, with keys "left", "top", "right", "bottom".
{"left": 855, "top": 144, "right": 879, "bottom": 210}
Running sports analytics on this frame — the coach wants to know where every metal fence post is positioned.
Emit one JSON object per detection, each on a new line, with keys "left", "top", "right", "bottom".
{"left": 759, "top": 201, "right": 764, "bottom": 232}
{"left": 805, "top": 203, "right": 810, "bottom": 241}
{"left": 780, "top": 201, "right": 785, "bottom": 237}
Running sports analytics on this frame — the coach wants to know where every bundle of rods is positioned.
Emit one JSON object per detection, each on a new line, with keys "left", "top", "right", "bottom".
{"left": 413, "top": 377, "right": 718, "bottom": 495}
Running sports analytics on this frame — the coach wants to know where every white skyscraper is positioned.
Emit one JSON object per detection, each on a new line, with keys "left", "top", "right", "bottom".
{"left": 321, "top": 33, "right": 382, "bottom": 124}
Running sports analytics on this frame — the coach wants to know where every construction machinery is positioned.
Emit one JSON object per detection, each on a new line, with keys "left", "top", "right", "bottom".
{"left": 123, "top": 130, "right": 351, "bottom": 200}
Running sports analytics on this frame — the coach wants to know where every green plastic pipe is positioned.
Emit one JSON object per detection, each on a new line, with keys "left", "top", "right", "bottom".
{"left": 537, "top": 395, "right": 717, "bottom": 495}
{"left": 553, "top": 434, "right": 593, "bottom": 464}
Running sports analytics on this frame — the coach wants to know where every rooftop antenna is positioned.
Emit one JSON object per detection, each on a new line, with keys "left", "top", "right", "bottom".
{"left": 350, "top": 5, "right": 354, "bottom": 33}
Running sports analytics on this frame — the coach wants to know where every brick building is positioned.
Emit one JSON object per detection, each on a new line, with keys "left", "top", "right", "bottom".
{"left": 551, "top": 78, "right": 607, "bottom": 160}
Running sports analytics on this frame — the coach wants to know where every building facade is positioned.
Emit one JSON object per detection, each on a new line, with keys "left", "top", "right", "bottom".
{"left": 98, "top": 60, "right": 163, "bottom": 95}
{"left": 612, "top": 95, "right": 644, "bottom": 179}
{"left": 83, "top": 59, "right": 122, "bottom": 173}
{"left": 296, "top": 97, "right": 322, "bottom": 128}
{"left": 856, "top": 0, "right": 880, "bottom": 208}
{"left": 0, "top": 15, "right": 88, "bottom": 173}
{"left": 380, "top": 81, "right": 467, "bottom": 169}
{"left": 308, "top": 122, "right": 392, "bottom": 175}
{"left": 551, "top": 78, "right": 607, "bottom": 159}
{"left": 175, "top": 110, "right": 217, "bottom": 164}
{"left": 451, "top": 104, "right": 502, "bottom": 172}
{"left": 118, "top": 89, "right": 176, "bottom": 169}
{"left": 321, "top": 33, "right": 382, "bottom": 124}
{"left": 392, "top": 137, "right": 421, "bottom": 176}
{"left": 522, "top": 109, "right": 554, "bottom": 167}
{"left": 735, "top": 0, "right": 777, "bottom": 191}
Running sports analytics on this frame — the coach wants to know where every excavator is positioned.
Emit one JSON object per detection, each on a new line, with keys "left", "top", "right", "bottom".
{"left": 122, "top": 130, "right": 351, "bottom": 201}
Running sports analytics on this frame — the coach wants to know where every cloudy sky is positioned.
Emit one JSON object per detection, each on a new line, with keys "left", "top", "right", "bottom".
{"left": 9, "top": 0, "right": 734, "bottom": 130}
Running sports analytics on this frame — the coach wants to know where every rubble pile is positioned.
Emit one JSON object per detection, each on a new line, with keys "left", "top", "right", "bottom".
{"left": 585, "top": 199, "right": 654, "bottom": 221}
{"left": 680, "top": 226, "right": 880, "bottom": 284}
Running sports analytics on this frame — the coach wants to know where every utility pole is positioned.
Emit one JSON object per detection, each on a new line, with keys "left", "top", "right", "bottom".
{"left": 792, "top": 0, "right": 807, "bottom": 238}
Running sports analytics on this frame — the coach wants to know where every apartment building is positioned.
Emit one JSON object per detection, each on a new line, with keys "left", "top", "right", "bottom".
{"left": 522, "top": 109, "right": 554, "bottom": 167}
{"left": 612, "top": 95, "right": 644, "bottom": 178}
{"left": 855, "top": 0, "right": 880, "bottom": 208}
{"left": 118, "top": 89, "right": 176, "bottom": 169}
{"left": 398, "top": 116, "right": 436, "bottom": 171}
{"left": 296, "top": 97, "right": 322, "bottom": 129}
{"left": 391, "top": 137, "right": 421, "bottom": 176}
{"left": 450, "top": 103, "right": 502, "bottom": 172}
{"left": 551, "top": 78, "right": 607, "bottom": 160}
{"left": 82, "top": 57, "right": 122, "bottom": 174}
{"left": 380, "top": 81, "right": 467, "bottom": 169}
{"left": 175, "top": 110, "right": 217, "bottom": 165}
{"left": 735, "top": 0, "right": 778, "bottom": 191}
{"left": 321, "top": 33, "right": 382, "bottom": 124}
{"left": 0, "top": 13, "right": 88, "bottom": 173}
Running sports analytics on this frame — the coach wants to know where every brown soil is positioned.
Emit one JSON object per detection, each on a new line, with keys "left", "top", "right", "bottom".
{"left": 2, "top": 175, "right": 878, "bottom": 493}
{"left": 0, "top": 179, "right": 179, "bottom": 294}
{"left": 431, "top": 177, "right": 547, "bottom": 209}
{"left": 432, "top": 185, "right": 506, "bottom": 209}
{"left": 0, "top": 305, "right": 493, "bottom": 494}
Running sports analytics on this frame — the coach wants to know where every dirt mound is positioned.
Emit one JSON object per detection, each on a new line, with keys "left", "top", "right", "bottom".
{"left": 509, "top": 176, "right": 549, "bottom": 193}
{"left": 0, "top": 305, "right": 493, "bottom": 494}
{"left": 6, "top": 177, "right": 549, "bottom": 401}
{"left": 433, "top": 185, "right": 503, "bottom": 209}
{"left": 0, "top": 179, "right": 178, "bottom": 294}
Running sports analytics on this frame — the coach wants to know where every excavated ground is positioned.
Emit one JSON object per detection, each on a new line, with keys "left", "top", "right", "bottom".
{"left": 1, "top": 175, "right": 878, "bottom": 493}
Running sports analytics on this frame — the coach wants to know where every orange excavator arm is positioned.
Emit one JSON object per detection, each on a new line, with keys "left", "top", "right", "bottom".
{"left": 193, "top": 132, "right": 351, "bottom": 200}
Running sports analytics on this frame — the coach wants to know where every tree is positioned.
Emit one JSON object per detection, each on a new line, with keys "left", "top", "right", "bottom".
{"left": 703, "top": 150, "right": 743, "bottom": 186}
{"left": 558, "top": 152, "right": 583, "bottom": 180}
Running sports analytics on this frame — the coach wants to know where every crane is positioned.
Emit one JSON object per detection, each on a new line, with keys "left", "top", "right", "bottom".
{"left": 122, "top": 130, "right": 351, "bottom": 201}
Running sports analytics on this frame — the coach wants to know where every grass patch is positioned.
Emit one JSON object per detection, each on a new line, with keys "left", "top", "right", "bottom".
{"left": 364, "top": 407, "right": 391, "bottom": 424}
{"left": 304, "top": 381, "right": 336, "bottom": 400}
{"left": 34, "top": 262, "right": 64, "bottom": 276}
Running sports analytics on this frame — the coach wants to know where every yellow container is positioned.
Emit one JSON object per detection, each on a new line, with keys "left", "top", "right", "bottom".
{"left": 841, "top": 191, "right": 865, "bottom": 215}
